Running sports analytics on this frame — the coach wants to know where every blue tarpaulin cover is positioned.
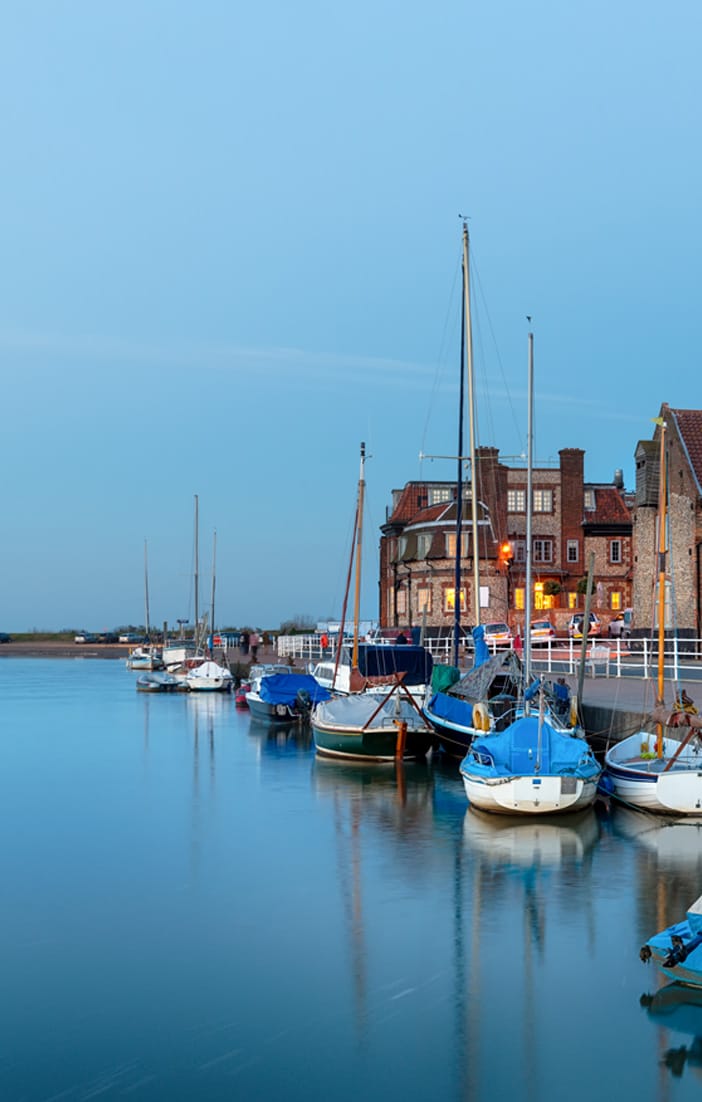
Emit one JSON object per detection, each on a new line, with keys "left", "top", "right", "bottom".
{"left": 259, "top": 673, "right": 331, "bottom": 705}
{"left": 472, "top": 625, "right": 490, "bottom": 668}
{"left": 357, "top": 645, "right": 433, "bottom": 686}
{"left": 468, "top": 716, "right": 599, "bottom": 779}
{"left": 426, "top": 691, "right": 474, "bottom": 727}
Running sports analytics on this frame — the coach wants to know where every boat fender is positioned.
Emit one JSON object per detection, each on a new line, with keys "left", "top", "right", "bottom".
{"left": 275, "top": 704, "right": 287, "bottom": 716}
{"left": 473, "top": 702, "right": 489, "bottom": 732}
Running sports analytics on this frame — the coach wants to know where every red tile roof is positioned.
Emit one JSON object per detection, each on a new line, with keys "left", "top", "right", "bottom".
{"left": 670, "top": 408, "right": 702, "bottom": 494}
{"left": 587, "top": 486, "right": 632, "bottom": 525}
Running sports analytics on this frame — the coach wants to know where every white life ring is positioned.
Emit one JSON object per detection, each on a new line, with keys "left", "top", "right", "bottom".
{"left": 473, "top": 702, "right": 489, "bottom": 732}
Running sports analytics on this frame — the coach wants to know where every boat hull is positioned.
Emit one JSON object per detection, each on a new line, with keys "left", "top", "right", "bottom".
{"left": 311, "top": 719, "right": 433, "bottom": 762}
{"left": 246, "top": 694, "right": 300, "bottom": 722}
{"left": 604, "top": 732, "right": 702, "bottom": 815}
{"left": 460, "top": 771, "right": 598, "bottom": 815}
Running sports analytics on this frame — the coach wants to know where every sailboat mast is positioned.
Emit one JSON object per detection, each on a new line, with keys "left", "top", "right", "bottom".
{"left": 210, "top": 529, "right": 217, "bottom": 648}
{"left": 453, "top": 251, "right": 466, "bottom": 668}
{"left": 656, "top": 419, "right": 667, "bottom": 755}
{"left": 524, "top": 331, "right": 534, "bottom": 688}
{"left": 144, "top": 539, "right": 151, "bottom": 640}
{"left": 194, "top": 494, "right": 199, "bottom": 645}
{"left": 351, "top": 442, "right": 366, "bottom": 671}
{"left": 463, "top": 224, "right": 480, "bottom": 631}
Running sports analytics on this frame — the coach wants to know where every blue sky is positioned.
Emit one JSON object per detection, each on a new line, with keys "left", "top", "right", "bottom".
{"left": 2, "top": 1, "right": 700, "bottom": 632}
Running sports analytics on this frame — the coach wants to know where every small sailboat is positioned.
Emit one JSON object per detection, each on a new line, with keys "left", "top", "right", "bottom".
{"left": 311, "top": 443, "right": 434, "bottom": 761}
{"left": 184, "top": 659, "right": 234, "bottom": 693}
{"left": 604, "top": 418, "right": 702, "bottom": 815}
{"left": 641, "top": 894, "right": 702, "bottom": 988}
{"left": 126, "top": 540, "right": 164, "bottom": 670}
{"left": 459, "top": 329, "right": 601, "bottom": 815}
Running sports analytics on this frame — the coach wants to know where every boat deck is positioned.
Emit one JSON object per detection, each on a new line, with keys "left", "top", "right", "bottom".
{"left": 620, "top": 755, "right": 702, "bottom": 773}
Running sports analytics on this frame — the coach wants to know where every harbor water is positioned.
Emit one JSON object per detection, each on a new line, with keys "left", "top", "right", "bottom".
{"left": 3, "top": 658, "right": 702, "bottom": 1101}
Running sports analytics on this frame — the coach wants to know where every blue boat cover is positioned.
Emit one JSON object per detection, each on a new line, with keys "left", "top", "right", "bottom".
{"left": 259, "top": 673, "right": 331, "bottom": 705}
{"left": 472, "top": 625, "right": 490, "bottom": 668}
{"left": 469, "top": 716, "right": 600, "bottom": 779}
{"left": 357, "top": 645, "right": 433, "bottom": 686}
{"left": 426, "top": 691, "right": 474, "bottom": 727}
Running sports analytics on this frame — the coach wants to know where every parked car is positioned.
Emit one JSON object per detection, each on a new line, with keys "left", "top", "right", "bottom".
{"left": 483, "top": 622, "right": 513, "bottom": 649}
{"left": 530, "top": 620, "right": 556, "bottom": 646}
{"left": 97, "top": 632, "right": 118, "bottom": 644}
{"left": 0, "top": 632, "right": 11, "bottom": 643}
{"left": 567, "top": 613, "right": 601, "bottom": 640}
{"left": 609, "top": 608, "right": 632, "bottom": 639}
{"left": 118, "top": 632, "right": 143, "bottom": 644}
{"left": 74, "top": 632, "right": 97, "bottom": 644}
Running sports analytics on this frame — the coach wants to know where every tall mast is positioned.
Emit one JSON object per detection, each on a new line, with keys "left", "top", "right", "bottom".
{"left": 144, "top": 539, "right": 151, "bottom": 640}
{"left": 453, "top": 243, "right": 466, "bottom": 667}
{"left": 194, "top": 494, "right": 199, "bottom": 645}
{"left": 463, "top": 224, "right": 480, "bottom": 631}
{"left": 655, "top": 418, "right": 667, "bottom": 756}
{"left": 210, "top": 529, "right": 217, "bottom": 649}
{"left": 524, "top": 331, "right": 534, "bottom": 687}
{"left": 351, "top": 442, "right": 366, "bottom": 671}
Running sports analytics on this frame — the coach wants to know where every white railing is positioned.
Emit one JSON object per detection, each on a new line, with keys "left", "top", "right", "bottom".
{"left": 277, "top": 633, "right": 702, "bottom": 681}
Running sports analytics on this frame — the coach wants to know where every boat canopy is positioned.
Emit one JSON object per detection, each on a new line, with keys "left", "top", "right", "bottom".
{"left": 470, "top": 716, "right": 599, "bottom": 779}
{"left": 260, "top": 673, "right": 331, "bottom": 705}
{"left": 450, "top": 650, "right": 522, "bottom": 702}
{"left": 426, "top": 691, "right": 475, "bottom": 727}
{"left": 357, "top": 644, "right": 433, "bottom": 686}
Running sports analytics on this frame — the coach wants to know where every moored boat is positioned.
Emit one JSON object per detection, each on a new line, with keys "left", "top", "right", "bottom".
{"left": 246, "top": 672, "right": 331, "bottom": 722}
{"left": 126, "top": 646, "right": 164, "bottom": 671}
{"left": 184, "top": 659, "right": 233, "bottom": 692}
{"left": 136, "top": 670, "right": 180, "bottom": 692}
{"left": 311, "top": 689, "right": 434, "bottom": 762}
{"left": 641, "top": 894, "right": 702, "bottom": 988}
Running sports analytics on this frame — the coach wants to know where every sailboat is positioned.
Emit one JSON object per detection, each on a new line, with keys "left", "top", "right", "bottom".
{"left": 126, "top": 540, "right": 165, "bottom": 671}
{"left": 459, "top": 330, "right": 601, "bottom": 815}
{"left": 603, "top": 418, "right": 702, "bottom": 815}
{"left": 311, "top": 443, "right": 435, "bottom": 762}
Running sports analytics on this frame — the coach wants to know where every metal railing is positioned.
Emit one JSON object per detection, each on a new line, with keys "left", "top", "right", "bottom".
{"left": 277, "top": 633, "right": 702, "bottom": 682}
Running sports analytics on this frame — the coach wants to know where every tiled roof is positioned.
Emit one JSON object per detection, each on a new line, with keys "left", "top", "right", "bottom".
{"left": 586, "top": 486, "right": 632, "bottom": 525}
{"left": 670, "top": 407, "right": 702, "bottom": 495}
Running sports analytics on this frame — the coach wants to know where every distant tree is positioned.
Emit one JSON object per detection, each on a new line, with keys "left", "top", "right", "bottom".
{"left": 279, "top": 614, "right": 316, "bottom": 635}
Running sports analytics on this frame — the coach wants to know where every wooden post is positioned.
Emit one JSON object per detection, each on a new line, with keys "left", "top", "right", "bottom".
{"left": 395, "top": 720, "right": 407, "bottom": 761}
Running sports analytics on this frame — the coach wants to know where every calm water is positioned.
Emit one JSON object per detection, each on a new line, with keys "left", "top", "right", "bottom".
{"left": 2, "top": 658, "right": 702, "bottom": 1101}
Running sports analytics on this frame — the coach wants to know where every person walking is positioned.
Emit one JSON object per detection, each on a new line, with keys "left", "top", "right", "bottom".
{"left": 249, "top": 630, "right": 259, "bottom": 662}
{"left": 320, "top": 631, "right": 329, "bottom": 655}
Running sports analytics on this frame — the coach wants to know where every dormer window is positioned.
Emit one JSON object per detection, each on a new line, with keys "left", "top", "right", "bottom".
{"left": 584, "top": 489, "right": 596, "bottom": 511}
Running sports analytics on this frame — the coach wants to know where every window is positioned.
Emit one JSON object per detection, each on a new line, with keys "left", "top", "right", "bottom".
{"left": 396, "top": 590, "right": 407, "bottom": 615}
{"left": 532, "top": 489, "right": 553, "bottom": 513}
{"left": 533, "top": 539, "right": 553, "bottom": 563}
{"left": 445, "top": 533, "right": 469, "bottom": 558}
{"left": 507, "top": 489, "right": 526, "bottom": 513}
{"left": 417, "top": 588, "right": 432, "bottom": 613}
{"left": 417, "top": 534, "right": 431, "bottom": 558}
{"left": 610, "top": 539, "right": 622, "bottom": 564}
{"left": 567, "top": 540, "right": 579, "bottom": 563}
{"left": 584, "top": 489, "right": 596, "bottom": 511}
{"left": 429, "top": 486, "right": 452, "bottom": 505}
{"left": 611, "top": 591, "right": 622, "bottom": 611}
{"left": 444, "top": 587, "right": 466, "bottom": 613}
{"left": 514, "top": 587, "right": 525, "bottom": 610}
{"left": 513, "top": 540, "right": 526, "bottom": 564}
{"left": 568, "top": 592, "right": 578, "bottom": 609}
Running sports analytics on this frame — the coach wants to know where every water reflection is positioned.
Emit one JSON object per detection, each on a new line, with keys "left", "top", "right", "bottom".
{"left": 247, "top": 716, "right": 314, "bottom": 755}
{"left": 642, "top": 983, "right": 702, "bottom": 1082}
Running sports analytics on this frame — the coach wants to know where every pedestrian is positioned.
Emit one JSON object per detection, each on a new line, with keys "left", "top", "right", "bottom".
{"left": 240, "top": 630, "right": 249, "bottom": 655}
{"left": 396, "top": 631, "right": 408, "bottom": 645}
{"left": 320, "top": 631, "right": 329, "bottom": 655}
{"left": 249, "top": 630, "right": 259, "bottom": 662}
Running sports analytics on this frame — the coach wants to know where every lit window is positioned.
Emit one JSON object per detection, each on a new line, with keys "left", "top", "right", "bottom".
{"left": 568, "top": 592, "right": 578, "bottom": 609}
{"left": 611, "top": 592, "right": 622, "bottom": 610}
{"left": 533, "top": 490, "right": 553, "bottom": 513}
{"left": 610, "top": 540, "right": 622, "bottom": 564}
{"left": 445, "top": 533, "right": 469, "bottom": 558}
{"left": 514, "top": 587, "right": 525, "bottom": 610}
{"left": 567, "top": 540, "right": 579, "bottom": 563}
{"left": 508, "top": 489, "right": 526, "bottom": 512}
{"left": 396, "top": 590, "right": 407, "bottom": 614}
{"left": 444, "top": 588, "right": 466, "bottom": 613}
{"left": 417, "top": 588, "right": 432, "bottom": 613}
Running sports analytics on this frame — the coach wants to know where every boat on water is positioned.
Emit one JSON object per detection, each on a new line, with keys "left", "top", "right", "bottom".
{"left": 309, "top": 641, "right": 432, "bottom": 702}
{"left": 641, "top": 894, "right": 702, "bottom": 988}
{"left": 126, "top": 646, "right": 164, "bottom": 671}
{"left": 458, "top": 330, "right": 601, "bottom": 815}
{"left": 246, "top": 672, "right": 331, "bottom": 722}
{"left": 136, "top": 670, "right": 180, "bottom": 692}
{"left": 604, "top": 417, "right": 702, "bottom": 815}
{"left": 310, "top": 443, "right": 433, "bottom": 762}
{"left": 184, "top": 659, "right": 233, "bottom": 693}
{"left": 641, "top": 982, "right": 702, "bottom": 1080}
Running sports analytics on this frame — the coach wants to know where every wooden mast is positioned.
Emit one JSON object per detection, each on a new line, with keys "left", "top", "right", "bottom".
{"left": 194, "top": 494, "right": 199, "bottom": 647}
{"left": 524, "top": 330, "right": 534, "bottom": 689}
{"left": 351, "top": 442, "right": 366, "bottom": 675}
{"left": 144, "top": 539, "right": 151, "bottom": 641}
{"left": 453, "top": 234, "right": 466, "bottom": 667}
{"left": 655, "top": 417, "right": 667, "bottom": 757}
{"left": 210, "top": 529, "right": 217, "bottom": 652}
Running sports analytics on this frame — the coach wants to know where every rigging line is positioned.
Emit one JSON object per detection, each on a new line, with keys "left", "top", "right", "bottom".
{"left": 469, "top": 240, "right": 526, "bottom": 456}
{"left": 419, "top": 250, "right": 463, "bottom": 479}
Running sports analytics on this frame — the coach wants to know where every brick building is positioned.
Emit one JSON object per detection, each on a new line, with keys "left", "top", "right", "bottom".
{"left": 379, "top": 446, "right": 633, "bottom": 636}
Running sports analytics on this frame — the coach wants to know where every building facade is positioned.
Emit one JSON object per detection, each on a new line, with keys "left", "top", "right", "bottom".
{"left": 379, "top": 446, "right": 633, "bottom": 636}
